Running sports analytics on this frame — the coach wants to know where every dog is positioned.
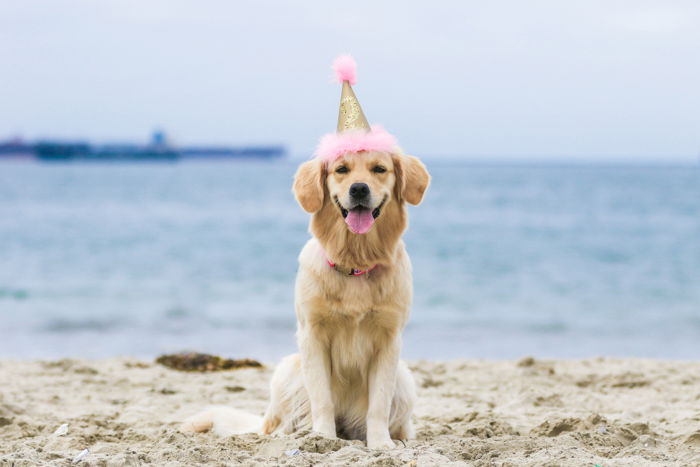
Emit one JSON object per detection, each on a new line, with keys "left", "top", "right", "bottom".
{"left": 182, "top": 149, "right": 429, "bottom": 449}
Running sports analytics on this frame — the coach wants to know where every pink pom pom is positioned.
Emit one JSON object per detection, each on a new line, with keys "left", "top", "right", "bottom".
{"left": 332, "top": 54, "right": 357, "bottom": 85}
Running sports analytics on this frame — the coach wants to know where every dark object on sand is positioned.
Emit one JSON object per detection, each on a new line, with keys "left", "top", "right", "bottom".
{"left": 155, "top": 353, "right": 263, "bottom": 372}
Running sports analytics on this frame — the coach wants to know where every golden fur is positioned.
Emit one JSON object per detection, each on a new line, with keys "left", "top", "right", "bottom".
{"left": 182, "top": 150, "right": 430, "bottom": 450}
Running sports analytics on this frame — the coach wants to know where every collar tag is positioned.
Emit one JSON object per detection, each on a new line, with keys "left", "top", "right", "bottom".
{"left": 327, "top": 259, "right": 377, "bottom": 276}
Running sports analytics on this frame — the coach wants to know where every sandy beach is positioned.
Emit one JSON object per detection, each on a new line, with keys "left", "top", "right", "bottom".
{"left": 1, "top": 357, "right": 699, "bottom": 466}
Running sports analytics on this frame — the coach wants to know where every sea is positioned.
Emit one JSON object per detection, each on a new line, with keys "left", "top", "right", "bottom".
{"left": 1, "top": 160, "right": 698, "bottom": 361}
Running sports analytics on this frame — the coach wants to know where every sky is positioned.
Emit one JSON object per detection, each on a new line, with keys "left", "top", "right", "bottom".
{"left": 1, "top": 1, "right": 699, "bottom": 161}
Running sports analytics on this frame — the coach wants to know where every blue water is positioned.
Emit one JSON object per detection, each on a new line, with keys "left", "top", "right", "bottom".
{"left": 1, "top": 160, "right": 698, "bottom": 360}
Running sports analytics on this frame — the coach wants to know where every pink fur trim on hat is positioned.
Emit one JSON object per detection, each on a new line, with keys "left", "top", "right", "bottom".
{"left": 315, "top": 125, "right": 399, "bottom": 162}
{"left": 333, "top": 55, "right": 357, "bottom": 85}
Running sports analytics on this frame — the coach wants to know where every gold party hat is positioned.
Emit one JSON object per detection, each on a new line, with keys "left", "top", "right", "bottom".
{"left": 337, "top": 81, "right": 370, "bottom": 132}
{"left": 333, "top": 55, "right": 370, "bottom": 133}
{"left": 315, "top": 55, "right": 399, "bottom": 162}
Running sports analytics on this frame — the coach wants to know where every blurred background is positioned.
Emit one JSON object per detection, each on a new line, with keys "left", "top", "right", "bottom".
{"left": 1, "top": 1, "right": 698, "bottom": 360}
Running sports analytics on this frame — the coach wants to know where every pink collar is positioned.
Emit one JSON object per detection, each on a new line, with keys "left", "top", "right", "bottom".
{"left": 327, "top": 258, "right": 377, "bottom": 276}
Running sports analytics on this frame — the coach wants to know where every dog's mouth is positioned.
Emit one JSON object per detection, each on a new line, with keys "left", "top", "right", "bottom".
{"left": 335, "top": 196, "right": 386, "bottom": 235}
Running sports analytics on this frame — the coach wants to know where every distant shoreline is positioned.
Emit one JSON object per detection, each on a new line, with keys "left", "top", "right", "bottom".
{"left": 0, "top": 156, "right": 697, "bottom": 167}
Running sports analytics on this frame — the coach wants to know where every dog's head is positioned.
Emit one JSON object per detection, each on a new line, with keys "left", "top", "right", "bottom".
{"left": 293, "top": 151, "right": 430, "bottom": 235}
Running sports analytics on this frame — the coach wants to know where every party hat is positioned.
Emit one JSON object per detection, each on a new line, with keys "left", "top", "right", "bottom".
{"left": 315, "top": 55, "right": 399, "bottom": 162}
{"left": 334, "top": 55, "right": 370, "bottom": 132}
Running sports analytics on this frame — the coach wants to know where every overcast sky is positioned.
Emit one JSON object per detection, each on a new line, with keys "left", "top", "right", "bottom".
{"left": 1, "top": 1, "right": 699, "bottom": 161}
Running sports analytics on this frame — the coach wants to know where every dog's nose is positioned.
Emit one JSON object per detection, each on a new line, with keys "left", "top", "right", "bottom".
{"left": 349, "top": 183, "right": 370, "bottom": 199}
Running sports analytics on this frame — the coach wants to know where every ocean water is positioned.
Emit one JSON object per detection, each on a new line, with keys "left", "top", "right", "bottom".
{"left": 0, "top": 160, "right": 698, "bottom": 361}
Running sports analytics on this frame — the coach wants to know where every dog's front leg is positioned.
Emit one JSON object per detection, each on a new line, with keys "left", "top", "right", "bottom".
{"left": 299, "top": 330, "right": 336, "bottom": 438}
{"left": 366, "top": 337, "right": 400, "bottom": 449}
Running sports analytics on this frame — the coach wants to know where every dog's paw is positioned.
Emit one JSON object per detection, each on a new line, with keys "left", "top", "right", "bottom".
{"left": 311, "top": 422, "right": 337, "bottom": 439}
{"left": 312, "top": 430, "right": 338, "bottom": 440}
{"left": 367, "top": 435, "right": 396, "bottom": 450}
{"left": 180, "top": 410, "right": 214, "bottom": 433}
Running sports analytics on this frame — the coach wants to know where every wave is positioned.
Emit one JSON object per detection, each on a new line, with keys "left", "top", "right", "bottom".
{"left": 40, "top": 318, "right": 126, "bottom": 333}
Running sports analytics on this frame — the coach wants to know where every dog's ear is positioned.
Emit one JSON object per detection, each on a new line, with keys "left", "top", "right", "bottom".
{"left": 293, "top": 159, "right": 325, "bottom": 213}
{"left": 393, "top": 154, "right": 430, "bottom": 205}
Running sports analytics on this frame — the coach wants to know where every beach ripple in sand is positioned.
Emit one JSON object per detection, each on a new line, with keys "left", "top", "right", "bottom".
{"left": 1, "top": 357, "right": 700, "bottom": 466}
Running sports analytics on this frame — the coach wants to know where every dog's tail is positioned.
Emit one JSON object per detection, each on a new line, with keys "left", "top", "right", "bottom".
{"left": 180, "top": 406, "right": 262, "bottom": 436}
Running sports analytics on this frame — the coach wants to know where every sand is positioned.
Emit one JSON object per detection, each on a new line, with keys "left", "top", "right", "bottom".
{"left": 1, "top": 356, "right": 699, "bottom": 466}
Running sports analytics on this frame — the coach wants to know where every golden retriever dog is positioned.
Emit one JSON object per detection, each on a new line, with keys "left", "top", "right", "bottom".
{"left": 182, "top": 149, "right": 429, "bottom": 449}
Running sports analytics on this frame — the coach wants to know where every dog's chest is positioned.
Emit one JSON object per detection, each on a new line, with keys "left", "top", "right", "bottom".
{"left": 327, "top": 309, "right": 389, "bottom": 378}
{"left": 332, "top": 277, "right": 378, "bottom": 317}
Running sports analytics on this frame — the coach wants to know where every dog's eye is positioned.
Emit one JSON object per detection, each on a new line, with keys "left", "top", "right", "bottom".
{"left": 372, "top": 166, "right": 386, "bottom": 174}
{"left": 335, "top": 166, "right": 349, "bottom": 174}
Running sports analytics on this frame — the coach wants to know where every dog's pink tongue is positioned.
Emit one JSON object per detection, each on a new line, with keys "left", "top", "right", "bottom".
{"left": 345, "top": 208, "right": 375, "bottom": 234}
